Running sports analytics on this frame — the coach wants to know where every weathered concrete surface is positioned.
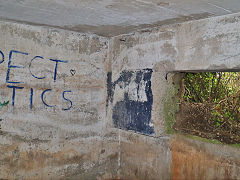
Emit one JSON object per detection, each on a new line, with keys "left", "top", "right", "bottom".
{"left": 0, "top": 135, "right": 119, "bottom": 179}
{"left": 0, "top": 20, "right": 119, "bottom": 179}
{"left": 108, "top": 11, "right": 240, "bottom": 136}
{"left": 107, "top": 9, "right": 240, "bottom": 180}
{"left": 0, "top": 0, "right": 240, "bottom": 179}
{"left": 1, "top": 0, "right": 240, "bottom": 37}
{"left": 171, "top": 136, "right": 240, "bottom": 180}
{"left": 118, "top": 130, "right": 171, "bottom": 180}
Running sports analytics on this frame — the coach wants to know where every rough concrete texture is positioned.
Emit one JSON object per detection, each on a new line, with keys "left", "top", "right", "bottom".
{"left": 171, "top": 136, "right": 240, "bottom": 180}
{"left": 1, "top": 0, "right": 240, "bottom": 37}
{"left": 0, "top": 0, "right": 240, "bottom": 179}
{"left": 0, "top": 21, "right": 119, "bottom": 179}
{"left": 119, "top": 130, "right": 171, "bottom": 180}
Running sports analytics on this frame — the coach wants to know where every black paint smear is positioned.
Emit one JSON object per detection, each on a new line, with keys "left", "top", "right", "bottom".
{"left": 106, "top": 70, "right": 134, "bottom": 110}
{"left": 113, "top": 70, "right": 134, "bottom": 88}
{"left": 106, "top": 72, "right": 113, "bottom": 112}
{"left": 108, "top": 69, "right": 154, "bottom": 135}
{"left": 70, "top": 69, "right": 76, "bottom": 76}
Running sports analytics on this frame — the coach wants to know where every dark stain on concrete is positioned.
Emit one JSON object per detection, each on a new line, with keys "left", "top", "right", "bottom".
{"left": 106, "top": 72, "right": 113, "bottom": 112}
{"left": 107, "top": 69, "right": 154, "bottom": 135}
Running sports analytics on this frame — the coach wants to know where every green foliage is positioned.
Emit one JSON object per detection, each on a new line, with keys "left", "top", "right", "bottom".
{"left": 182, "top": 72, "right": 240, "bottom": 143}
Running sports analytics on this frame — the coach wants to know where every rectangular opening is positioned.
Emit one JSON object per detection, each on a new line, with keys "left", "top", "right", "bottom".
{"left": 174, "top": 72, "right": 240, "bottom": 144}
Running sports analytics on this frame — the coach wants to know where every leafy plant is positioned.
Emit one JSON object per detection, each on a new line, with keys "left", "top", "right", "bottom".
{"left": 180, "top": 72, "right": 240, "bottom": 144}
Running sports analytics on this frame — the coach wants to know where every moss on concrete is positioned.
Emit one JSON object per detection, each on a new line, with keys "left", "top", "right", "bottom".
{"left": 186, "top": 134, "right": 240, "bottom": 149}
{"left": 163, "top": 74, "right": 181, "bottom": 134}
{"left": 186, "top": 134, "right": 222, "bottom": 144}
{"left": 229, "top": 143, "right": 240, "bottom": 149}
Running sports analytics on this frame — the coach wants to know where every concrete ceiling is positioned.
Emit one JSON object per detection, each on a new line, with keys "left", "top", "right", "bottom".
{"left": 0, "top": 0, "right": 240, "bottom": 36}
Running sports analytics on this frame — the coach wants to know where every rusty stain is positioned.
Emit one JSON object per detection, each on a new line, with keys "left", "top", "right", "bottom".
{"left": 170, "top": 136, "right": 240, "bottom": 180}
{"left": 0, "top": 143, "right": 118, "bottom": 179}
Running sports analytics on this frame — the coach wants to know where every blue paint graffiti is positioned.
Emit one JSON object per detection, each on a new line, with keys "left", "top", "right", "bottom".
{"left": 41, "top": 89, "right": 56, "bottom": 108}
{"left": 29, "top": 56, "right": 46, "bottom": 79}
{"left": 0, "top": 50, "right": 4, "bottom": 64}
{"left": 30, "top": 88, "right": 33, "bottom": 109}
{"left": 7, "top": 85, "right": 24, "bottom": 107}
{"left": 49, "top": 59, "right": 68, "bottom": 82}
{"left": 6, "top": 50, "right": 28, "bottom": 84}
{"left": 0, "top": 49, "right": 73, "bottom": 110}
{"left": 109, "top": 69, "right": 154, "bottom": 135}
{"left": 62, "top": 90, "right": 73, "bottom": 111}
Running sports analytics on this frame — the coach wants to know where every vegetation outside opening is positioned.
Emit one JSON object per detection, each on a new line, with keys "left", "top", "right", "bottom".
{"left": 174, "top": 72, "right": 240, "bottom": 144}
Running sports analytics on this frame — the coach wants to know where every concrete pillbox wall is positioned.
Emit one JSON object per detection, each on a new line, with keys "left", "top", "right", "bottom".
{"left": 1, "top": 10, "right": 240, "bottom": 180}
